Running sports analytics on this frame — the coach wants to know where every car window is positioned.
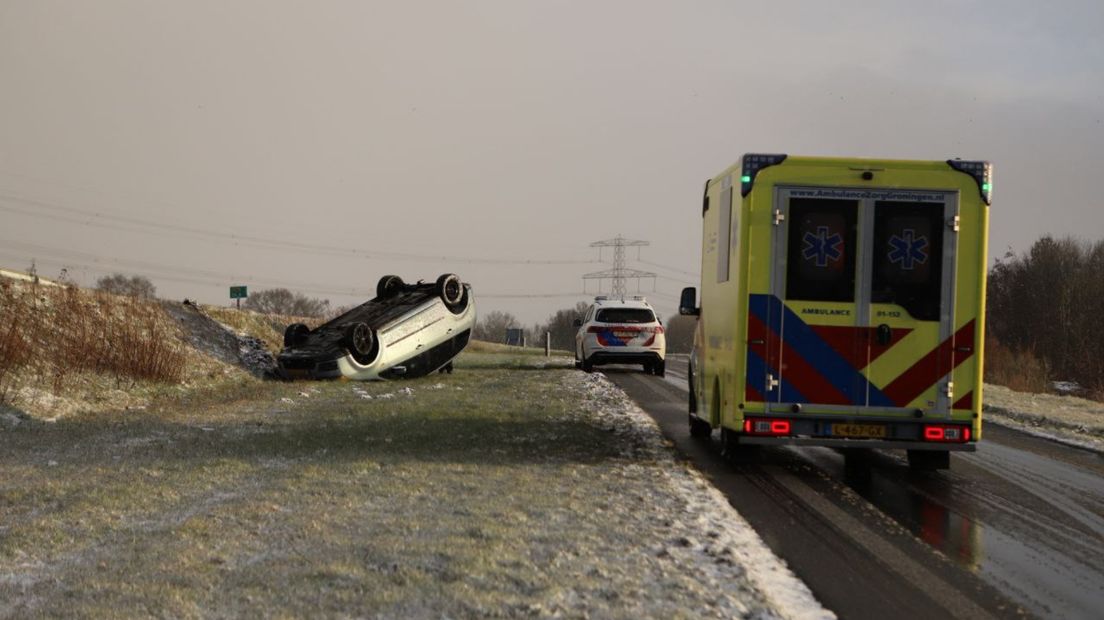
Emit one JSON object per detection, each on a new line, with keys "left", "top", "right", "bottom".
{"left": 595, "top": 308, "right": 655, "bottom": 324}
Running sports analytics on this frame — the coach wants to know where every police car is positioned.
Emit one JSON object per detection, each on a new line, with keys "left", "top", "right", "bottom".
{"left": 574, "top": 296, "right": 666, "bottom": 376}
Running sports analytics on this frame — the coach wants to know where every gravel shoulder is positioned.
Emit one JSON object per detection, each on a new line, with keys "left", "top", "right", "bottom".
{"left": 0, "top": 358, "right": 829, "bottom": 618}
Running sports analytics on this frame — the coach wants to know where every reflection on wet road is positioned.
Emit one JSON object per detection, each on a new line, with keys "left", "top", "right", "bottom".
{"left": 659, "top": 356, "right": 1104, "bottom": 619}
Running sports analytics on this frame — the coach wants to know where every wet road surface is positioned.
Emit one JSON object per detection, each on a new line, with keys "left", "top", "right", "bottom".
{"left": 605, "top": 357, "right": 1104, "bottom": 619}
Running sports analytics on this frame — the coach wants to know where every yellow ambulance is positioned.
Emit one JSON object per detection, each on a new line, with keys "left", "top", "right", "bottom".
{"left": 679, "top": 155, "right": 990, "bottom": 470}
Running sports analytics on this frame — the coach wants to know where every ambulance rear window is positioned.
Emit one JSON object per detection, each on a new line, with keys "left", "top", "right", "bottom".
{"left": 871, "top": 201, "right": 944, "bottom": 321}
{"left": 596, "top": 308, "right": 655, "bottom": 323}
{"left": 785, "top": 198, "right": 858, "bottom": 302}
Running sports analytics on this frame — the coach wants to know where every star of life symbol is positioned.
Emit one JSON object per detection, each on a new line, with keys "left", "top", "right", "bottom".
{"left": 887, "top": 229, "right": 929, "bottom": 270}
{"left": 802, "top": 226, "right": 843, "bottom": 267}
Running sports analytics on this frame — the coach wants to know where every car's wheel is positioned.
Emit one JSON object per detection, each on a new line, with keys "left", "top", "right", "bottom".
{"left": 721, "top": 426, "right": 759, "bottom": 463}
{"left": 344, "top": 322, "right": 376, "bottom": 362}
{"left": 435, "top": 273, "right": 464, "bottom": 307}
{"left": 654, "top": 360, "right": 666, "bottom": 377}
{"left": 283, "top": 323, "right": 310, "bottom": 349}
{"left": 689, "top": 414, "right": 711, "bottom": 438}
{"left": 376, "top": 275, "right": 404, "bottom": 298}
{"left": 688, "top": 367, "right": 697, "bottom": 413}
{"left": 438, "top": 361, "right": 454, "bottom": 374}
{"left": 582, "top": 357, "right": 594, "bottom": 373}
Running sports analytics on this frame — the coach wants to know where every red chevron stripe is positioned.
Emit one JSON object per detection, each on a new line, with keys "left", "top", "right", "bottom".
{"left": 811, "top": 325, "right": 912, "bottom": 369}
{"left": 953, "top": 391, "right": 974, "bottom": 410}
{"left": 748, "top": 314, "right": 852, "bottom": 405}
{"left": 882, "top": 320, "right": 976, "bottom": 407}
{"left": 746, "top": 384, "right": 765, "bottom": 403}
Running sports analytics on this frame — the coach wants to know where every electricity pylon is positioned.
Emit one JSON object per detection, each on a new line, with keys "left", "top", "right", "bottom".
{"left": 583, "top": 235, "right": 656, "bottom": 296}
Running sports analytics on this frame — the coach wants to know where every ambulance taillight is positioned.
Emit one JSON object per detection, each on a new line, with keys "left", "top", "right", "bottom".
{"left": 923, "top": 425, "right": 971, "bottom": 443}
{"left": 744, "top": 418, "right": 792, "bottom": 436}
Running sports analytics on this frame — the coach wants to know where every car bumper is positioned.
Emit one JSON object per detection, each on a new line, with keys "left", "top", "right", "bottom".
{"left": 585, "top": 350, "right": 664, "bottom": 366}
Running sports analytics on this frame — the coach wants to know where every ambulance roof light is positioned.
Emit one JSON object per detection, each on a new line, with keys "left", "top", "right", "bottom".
{"left": 740, "top": 153, "right": 788, "bottom": 197}
{"left": 947, "top": 159, "right": 993, "bottom": 205}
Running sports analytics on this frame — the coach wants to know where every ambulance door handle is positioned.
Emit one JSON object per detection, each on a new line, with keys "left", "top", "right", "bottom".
{"left": 876, "top": 324, "right": 892, "bottom": 346}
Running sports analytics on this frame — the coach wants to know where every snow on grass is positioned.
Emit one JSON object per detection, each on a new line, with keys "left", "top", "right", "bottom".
{"left": 984, "top": 383, "right": 1104, "bottom": 452}
{"left": 574, "top": 371, "right": 834, "bottom": 620}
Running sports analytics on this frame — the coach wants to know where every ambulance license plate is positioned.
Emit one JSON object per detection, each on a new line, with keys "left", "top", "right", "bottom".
{"left": 831, "top": 423, "right": 886, "bottom": 439}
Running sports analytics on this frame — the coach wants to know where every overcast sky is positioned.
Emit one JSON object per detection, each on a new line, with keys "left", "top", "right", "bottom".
{"left": 1, "top": 1, "right": 1101, "bottom": 324}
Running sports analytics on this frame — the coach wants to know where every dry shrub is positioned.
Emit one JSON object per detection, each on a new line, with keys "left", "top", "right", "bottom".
{"left": 0, "top": 284, "right": 34, "bottom": 403}
{"left": 0, "top": 281, "right": 186, "bottom": 404}
{"left": 984, "top": 336, "right": 1048, "bottom": 393}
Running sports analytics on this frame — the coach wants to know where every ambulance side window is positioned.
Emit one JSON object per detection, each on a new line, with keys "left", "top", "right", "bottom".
{"left": 717, "top": 187, "right": 733, "bottom": 283}
{"left": 872, "top": 201, "right": 944, "bottom": 321}
{"left": 785, "top": 198, "right": 858, "bottom": 302}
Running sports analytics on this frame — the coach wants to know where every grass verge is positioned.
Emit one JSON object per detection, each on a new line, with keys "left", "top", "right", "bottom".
{"left": 0, "top": 362, "right": 774, "bottom": 618}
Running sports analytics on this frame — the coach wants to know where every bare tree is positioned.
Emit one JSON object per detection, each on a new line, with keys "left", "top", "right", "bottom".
{"left": 664, "top": 314, "right": 697, "bottom": 354}
{"left": 96, "top": 273, "right": 157, "bottom": 299}
{"left": 987, "top": 235, "right": 1104, "bottom": 392}
{"left": 473, "top": 310, "right": 521, "bottom": 343}
{"left": 534, "top": 301, "right": 591, "bottom": 352}
{"left": 243, "top": 288, "right": 330, "bottom": 317}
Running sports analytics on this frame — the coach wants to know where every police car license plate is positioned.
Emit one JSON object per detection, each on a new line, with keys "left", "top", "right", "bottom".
{"left": 831, "top": 423, "right": 886, "bottom": 439}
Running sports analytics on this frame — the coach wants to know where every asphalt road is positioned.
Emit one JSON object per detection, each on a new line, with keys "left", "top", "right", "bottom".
{"left": 603, "top": 356, "right": 1104, "bottom": 620}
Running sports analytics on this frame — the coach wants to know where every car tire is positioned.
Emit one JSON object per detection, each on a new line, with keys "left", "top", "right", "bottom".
{"left": 345, "top": 322, "right": 376, "bottom": 363}
{"left": 688, "top": 367, "right": 697, "bottom": 413}
{"left": 689, "top": 414, "right": 711, "bottom": 438}
{"left": 721, "top": 426, "right": 759, "bottom": 463}
{"left": 376, "top": 275, "right": 404, "bottom": 298}
{"left": 654, "top": 360, "right": 666, "bottom": 377}
{"left": 283, "top": 323, "right": 310, "bottom": 349}
{"left": 436, "top": 273, "right": 464, "bottom": 307}
{"left": 582, "top": 357, "right": 594, "bottom": 373}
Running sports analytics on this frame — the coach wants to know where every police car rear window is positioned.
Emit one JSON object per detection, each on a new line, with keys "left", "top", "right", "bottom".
{"left": 596, "top": 308, "right": 655, "bottom": 323}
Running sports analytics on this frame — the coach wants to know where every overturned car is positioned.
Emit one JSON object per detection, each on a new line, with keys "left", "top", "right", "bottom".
{"left": 277, "top": 274, "right": 475, "bottom": 380}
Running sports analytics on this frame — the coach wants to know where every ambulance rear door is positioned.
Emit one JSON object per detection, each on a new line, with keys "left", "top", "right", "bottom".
{"left": 762, "top": 187, "right": 959, "bottom": 416}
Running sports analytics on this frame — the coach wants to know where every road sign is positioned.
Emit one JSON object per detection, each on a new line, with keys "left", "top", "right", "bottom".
{"left": 230, "top": 286, "right": 248, "bottom": 299}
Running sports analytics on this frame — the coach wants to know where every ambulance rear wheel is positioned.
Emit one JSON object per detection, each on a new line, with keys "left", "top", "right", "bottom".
{"left": 653, "top": 360, "right": 665, "bottom": 377}
{"left": 721, "top": 427, "right": 759, "bottom": 463}
{"left": 582, "top": 357, "right": 594, "bottom": 373}
{"left": 688, "top": 374, "right": 697, "bottom": 413}
{"left": 907, "top": 449, "right": 950, "bottom": 471}
{"left": 689, "top": 414, "right": 711, "bottom": 438}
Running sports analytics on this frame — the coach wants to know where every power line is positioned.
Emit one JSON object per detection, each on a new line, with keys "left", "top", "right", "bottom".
{"left": 636, "top": 258, "right": 700, "bottom": 279}
{"left": 1, "top": 240, "right": 687, "bottom": 304}
{"left": 0, "top": 192, "right": 597, "bottom": 266}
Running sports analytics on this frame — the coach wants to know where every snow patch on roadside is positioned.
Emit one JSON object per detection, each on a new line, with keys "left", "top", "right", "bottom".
{"left": 984, "top": 383, "right": 1104, "bottom": 453}
{"left": 572, "top": 371, "right": 834, "bottom": 620}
